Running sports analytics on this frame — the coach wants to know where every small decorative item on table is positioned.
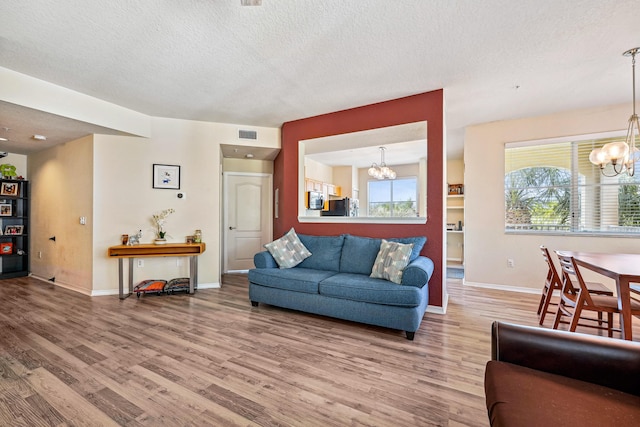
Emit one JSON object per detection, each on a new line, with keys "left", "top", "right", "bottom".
{"left": 121, "top": 234, "right": 129, "bottom": 245}
{"left": 194, "top": 229, "right": 202, "bottom": 243}
{"left": 152, "top": 208, "right": 175, "bottom": 244}
{"left": 185, "top": 235, "right": 194, "bottom": 244}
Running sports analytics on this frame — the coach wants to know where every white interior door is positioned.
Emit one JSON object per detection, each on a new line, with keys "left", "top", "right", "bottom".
{"left": 223, "top": 173, "right": 272, "bottom": 272}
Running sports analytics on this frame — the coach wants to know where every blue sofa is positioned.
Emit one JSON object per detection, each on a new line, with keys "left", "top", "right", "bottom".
{"left": 248, "top": 233, "right": 434, "bottom": 340}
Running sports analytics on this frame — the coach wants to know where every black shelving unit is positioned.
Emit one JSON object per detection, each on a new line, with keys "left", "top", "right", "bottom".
{"left": 0, "top": 179, "right": 29, "bottom": 279}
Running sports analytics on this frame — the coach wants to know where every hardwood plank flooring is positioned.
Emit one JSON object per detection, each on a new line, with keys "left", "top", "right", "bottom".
{"left": 1, "top": 275, "right": 639, "bottom": 426}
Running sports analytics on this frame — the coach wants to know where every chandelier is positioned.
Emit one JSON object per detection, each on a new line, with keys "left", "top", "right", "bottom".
{"left": 367, "top": 147, "right": 397, "bottom": 180}
{"left": 589, "top": 47, "right": 640, "bottom": 177}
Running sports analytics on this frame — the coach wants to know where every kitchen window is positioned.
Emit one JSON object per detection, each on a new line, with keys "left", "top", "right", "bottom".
{"left": 368, "top": 177, "right": 418, "bottom": 217}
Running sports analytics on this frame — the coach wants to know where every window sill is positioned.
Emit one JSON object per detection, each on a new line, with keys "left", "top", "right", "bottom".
{"left": 299, "top": 216, "right": 427, "bottom": 225}
{"left": 505, "top": 230, "right": 640, "bottom": 238}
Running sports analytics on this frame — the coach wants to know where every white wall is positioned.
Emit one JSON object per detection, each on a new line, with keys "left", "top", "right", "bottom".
{"left": 26, "top": 119, "right": 279, "bottom": 295}
{"left": 464, "top": 103, "right": 639, "bottom": 291}
{"left": 91, "top": 118, "right": 280, "bottom": 294}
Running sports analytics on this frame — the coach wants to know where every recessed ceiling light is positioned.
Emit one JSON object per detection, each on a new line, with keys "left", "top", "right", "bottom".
{"left": 241, "top": 0, "right": 262, "bottom": 5}
{"left": 0, "top": 138, "right": 7, "bottom": 142}
{"left": 245, "top": 153, "right": 255, "bottom": 158}
{"left": 32, "top": 134, "right": 47, "bottom": 141}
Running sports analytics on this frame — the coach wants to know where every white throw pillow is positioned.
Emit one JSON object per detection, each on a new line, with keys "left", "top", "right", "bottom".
{"left": 370, "top": 239, "right": 414, "bottom": 284}
{"left": 264, "top": 228, "right": 312, "bottom": 268}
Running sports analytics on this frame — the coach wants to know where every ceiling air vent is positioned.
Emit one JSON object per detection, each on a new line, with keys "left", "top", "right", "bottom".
{"left": 239, "top": 129, "right": 258, "bottom": 140}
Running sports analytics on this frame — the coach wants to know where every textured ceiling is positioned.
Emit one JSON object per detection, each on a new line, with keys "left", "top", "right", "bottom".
{"left": 0, "top": 0, "right": 638, "bottom": 159}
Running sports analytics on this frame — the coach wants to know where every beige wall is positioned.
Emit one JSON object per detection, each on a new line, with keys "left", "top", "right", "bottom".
{"left": 91, "top": 119, "right": 279, "bottom": 294}
{"left": 29, "top": 135, "right": 94, "bottom": 293}
{"left": 223, "top": 158, "right": 273, "bottom": 174}
{"left": 464, "top": 103, "right": 638, "bottom": 291}
{"left": 26, "top": 119, "right": 279, "bottom": 295}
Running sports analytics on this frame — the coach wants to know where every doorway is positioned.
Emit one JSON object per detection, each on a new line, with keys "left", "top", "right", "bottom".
{"left": 223, "top": 173, "right": 272, "bottom": 272}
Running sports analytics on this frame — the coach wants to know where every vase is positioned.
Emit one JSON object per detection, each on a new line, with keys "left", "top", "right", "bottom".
{"left": 154, "top": 238, "right": 167, "bottom": 245}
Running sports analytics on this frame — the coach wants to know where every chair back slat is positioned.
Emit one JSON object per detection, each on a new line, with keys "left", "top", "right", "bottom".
{"left": 540, "top": 246, "right": 562, "bottom": 290}
{"left": 556, "top": 252, "right": 596, "bottom": 307}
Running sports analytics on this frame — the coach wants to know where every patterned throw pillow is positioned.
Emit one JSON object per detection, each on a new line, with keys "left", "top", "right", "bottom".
{"left": 370, "top": 239, "right": 414, "bottom": 284}
{"left": 264, "top": 228, "right": 312, "bottom": 269}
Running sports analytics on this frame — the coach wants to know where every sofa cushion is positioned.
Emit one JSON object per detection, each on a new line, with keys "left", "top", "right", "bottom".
{"left": 248, "top": 268, "right": 336, "bottom": 294}
{"left": 370, "top": 240, "right": 414, "bottom": 284}
{"left": 339, "top": 235, "right": 427, "bottom": 274}
{"left": 297, "top": 234, "right": 345, "bottom": 272}
{"left": 339, "top": 235, "right": 383, "bottom": 274}
{"left": 389, "top": 236, "right": 426, "bottom": 261}
{"left": 485, "top": 360, "right": 640, "bottom": 426}
{"left": 264, "top": 228, "right": 311, "bottom": 268}
{"left": 319, "top": 273, "right": 422, "bottom": 307}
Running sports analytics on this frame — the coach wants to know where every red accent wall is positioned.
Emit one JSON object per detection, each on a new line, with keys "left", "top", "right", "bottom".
{"left": 275, "top": 90, "right": 444, "bottom": 307}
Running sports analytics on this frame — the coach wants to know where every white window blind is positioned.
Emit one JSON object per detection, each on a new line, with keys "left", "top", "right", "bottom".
{"left": 505, "top": 136, "right": 640, "bottom": 235}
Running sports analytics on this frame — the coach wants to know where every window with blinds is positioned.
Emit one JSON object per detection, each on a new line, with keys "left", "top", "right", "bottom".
{"left": 505, "top": 136, "right": 640, "bottom": 235}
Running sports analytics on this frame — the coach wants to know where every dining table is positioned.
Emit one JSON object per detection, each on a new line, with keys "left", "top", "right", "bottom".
{"left": 557, "top": 251, "right": 640, "bottom": 341}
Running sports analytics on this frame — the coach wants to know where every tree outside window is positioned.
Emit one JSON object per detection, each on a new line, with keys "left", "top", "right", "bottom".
{"left": 505, "top": 138, "right": 640, "bottom": 235}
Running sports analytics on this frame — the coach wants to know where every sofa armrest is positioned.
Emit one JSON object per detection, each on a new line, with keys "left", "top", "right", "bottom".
{"left": 253, "top": 251, "right": 278, "bottom": 269}
{"left": 401, "top": 256, "right": 434, "bottom": 288}
{"left": 491, "top": 321, "right": 640, "bottom": 396}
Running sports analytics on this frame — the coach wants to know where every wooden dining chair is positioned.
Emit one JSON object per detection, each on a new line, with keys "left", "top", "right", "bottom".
{"left": 538, "top": 246, "right": 612, "bottom": 325}
{"left": 554, "top": 253, "right": 640, "bottom": 337}
{"left": 538, "top": 246, "right": 564, "bottom": 325}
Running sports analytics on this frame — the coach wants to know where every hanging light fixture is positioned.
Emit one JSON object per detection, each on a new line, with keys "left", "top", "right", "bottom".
{"left": 367, "top": 147, "right": 397, "bottom": 180}
{"left": 589, "top": 47, "right": 640, "bottom": 177}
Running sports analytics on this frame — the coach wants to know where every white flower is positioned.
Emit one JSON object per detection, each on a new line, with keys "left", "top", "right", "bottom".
{"left": 152, "top": 208, "right": 175, "bottom": 238}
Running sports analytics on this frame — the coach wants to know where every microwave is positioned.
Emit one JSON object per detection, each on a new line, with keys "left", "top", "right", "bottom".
{"left": 307, "top": 191, "right": 324, "bottom": 210}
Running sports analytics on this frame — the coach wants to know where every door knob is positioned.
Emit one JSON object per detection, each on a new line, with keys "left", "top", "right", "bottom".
{"left": 229, "top": 226, "right": 237, "bottom": 230}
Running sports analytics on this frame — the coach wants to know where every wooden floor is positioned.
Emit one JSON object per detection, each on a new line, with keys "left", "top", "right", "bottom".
{"left": 1, "top": 276, "right": 639, "bottom": 427}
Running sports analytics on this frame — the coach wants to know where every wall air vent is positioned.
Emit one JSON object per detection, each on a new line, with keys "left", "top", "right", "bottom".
{"left": 239, "top": 130, "right": 257, "bottom": 140}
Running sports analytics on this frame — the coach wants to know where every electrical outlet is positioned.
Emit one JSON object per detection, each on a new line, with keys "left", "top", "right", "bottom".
{"left": 507, "top": 258, "right": 515, "bottom": 268}
{"left": 137, "top": 259, "right": 144, "bottom": 268}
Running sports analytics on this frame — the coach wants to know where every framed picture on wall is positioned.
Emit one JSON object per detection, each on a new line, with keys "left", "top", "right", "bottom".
{"left": 153, "top": 164, "right": 181, "bottom": 190}
{"left": 4, "top": 225, "right": 23, "bottom": 235}
{"left": 0, "top": 182, "right": 18, "bottom": 196}
{"left": 0, "top": 204, "right": 11, "bottom": 216}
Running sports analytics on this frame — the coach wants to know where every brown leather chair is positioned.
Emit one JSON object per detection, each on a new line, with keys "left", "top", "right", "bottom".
{"left": 485, "top": 321, "right": 640, "bottom": 426}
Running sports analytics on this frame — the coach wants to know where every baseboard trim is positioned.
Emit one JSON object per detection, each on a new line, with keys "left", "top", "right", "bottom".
{"left": 463, "top": 279, "right": 540, "bottom": 295}
{"left": 31, "top": 275, "right": 93, "bottom": 296}
{"left": 30, "top": 275, "right": 221, "bottom": 296}
{"left": 426, "top": 292, "right": 448, "bottom": 315}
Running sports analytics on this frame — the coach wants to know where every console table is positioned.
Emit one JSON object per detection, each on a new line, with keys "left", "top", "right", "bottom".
{"left": 107, "top": 243, "right": 206, "bottom": 299}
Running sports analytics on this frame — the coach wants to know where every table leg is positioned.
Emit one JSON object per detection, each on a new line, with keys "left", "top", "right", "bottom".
{"left": 194, "top": 256, "right": 198, "bottom": 290}
{"left": 128, "top": 258, "right": 134, "bottom": 296}
{"left": 118, "top": 258, "right": 124, "bottom": 299}
{"left": 617, "top": 277, "right": 633, "bottom": 340}
{"left": 189, "top": 256, "right": 197, "bottom": 294}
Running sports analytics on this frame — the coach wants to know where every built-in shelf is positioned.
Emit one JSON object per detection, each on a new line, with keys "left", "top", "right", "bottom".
{"left": 0, "top": 179, "right": 29, "bottom": 279}
{"left": 446, "top": 188, "right": 464, "bottom": 270}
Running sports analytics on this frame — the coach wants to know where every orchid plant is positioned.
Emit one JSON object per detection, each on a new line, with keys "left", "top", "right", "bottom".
{"left": 152, "top": 208, "right": 175, "bottom": 239}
